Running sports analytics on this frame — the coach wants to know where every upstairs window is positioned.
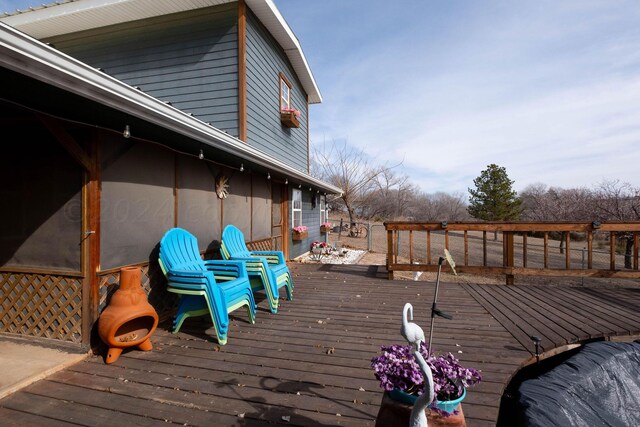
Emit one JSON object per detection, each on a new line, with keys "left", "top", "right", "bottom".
{"left": 280, "top": 73, "right": 291, "bottom": 110}
{"left": 279, "top": 73, "right": 300, "bottom": 128}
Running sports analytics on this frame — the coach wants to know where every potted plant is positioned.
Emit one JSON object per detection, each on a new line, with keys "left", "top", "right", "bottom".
{"left": 280, "top": 107, "right": 301, "bottom": 128}
{"left": 310, "top": 241, "right": 327, "bottom": 261}
{"left": 371, "top": 342, "right": 481, "bottom": 422}
{"left": 292, "top": 225, "right": 308, "bottom": 241}
{"left": 320, "top": 222, "right": 332, "bottom": 233}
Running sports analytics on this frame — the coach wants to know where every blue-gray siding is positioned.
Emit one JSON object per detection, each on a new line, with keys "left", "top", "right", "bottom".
{"left": 289, "top": 189, "right": 323, "bottom": 259}
{"left": 245, "top": 8, "right": 309, "bottom": 172}
{"left": 46, "top": 4, "right": 240, "bottom": 136}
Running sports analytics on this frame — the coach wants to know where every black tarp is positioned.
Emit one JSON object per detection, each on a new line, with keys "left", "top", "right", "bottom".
{"left": 517, "top": 341, "right": 640, "bottom": 426}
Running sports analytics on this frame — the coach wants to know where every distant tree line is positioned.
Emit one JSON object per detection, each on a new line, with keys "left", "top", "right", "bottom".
{"left": 311, "top": 142, "right": 639, "bottom": 266}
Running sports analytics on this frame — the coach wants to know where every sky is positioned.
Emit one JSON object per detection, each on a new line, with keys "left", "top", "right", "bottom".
{"left": 2, "top": 0, "right": 640, "bottom": 194}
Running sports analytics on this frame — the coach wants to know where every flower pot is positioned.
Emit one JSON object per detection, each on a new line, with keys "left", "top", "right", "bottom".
{"left": 436, "top": 388, "right": 466, "bottom": 414}
{"left": 320, "top": 226, "right": 331, "bottom": 233}
{"left": 292, "top": 230, "right": 308, "bottom": 241}
{"left": 280, "top": 111, "right": 300, "bottom": 128}
{"left": 376, "top": 390, "right": 466, "bottom": 427}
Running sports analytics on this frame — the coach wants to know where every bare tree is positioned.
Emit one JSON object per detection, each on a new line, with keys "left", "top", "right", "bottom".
{"left": 593, "top": 180, "right": 640, "bottom": 268}
{"left": 410, "top": 192, "right": 469, "bottom": 222}
{"left": 521, "top": 184, "right": 593, "bottom": 221}
{"left": 360, "top": 170, "right": 419, "bottom": 220}
{"left": 520, "top": 183, "right": 595, "bottom": 253}
{"left": 311, "top": 140, "right": 399, "bottom": 234}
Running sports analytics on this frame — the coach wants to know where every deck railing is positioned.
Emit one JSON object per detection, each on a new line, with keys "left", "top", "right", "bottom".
{"left": 384, "top": 221, "right": 640, "bottom": 284}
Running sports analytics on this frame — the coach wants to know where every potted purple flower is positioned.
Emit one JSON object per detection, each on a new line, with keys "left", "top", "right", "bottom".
{"left": 371, "top": 342, "right": 481, "bottom": 419}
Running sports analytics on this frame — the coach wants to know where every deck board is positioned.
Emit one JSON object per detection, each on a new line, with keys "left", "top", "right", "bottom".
{"left": 1, "top": 263, "right": 639, "bottom": 426}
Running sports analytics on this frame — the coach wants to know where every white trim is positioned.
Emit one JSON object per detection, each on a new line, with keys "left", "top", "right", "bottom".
{"left": 291, "top": 188, "right": 302, "bottom": 228}
{"left": 0, "top": 22, "right": 340, "bottom": 194}
{"left": 0, "top": 0, "right": 322, "bottom": 103}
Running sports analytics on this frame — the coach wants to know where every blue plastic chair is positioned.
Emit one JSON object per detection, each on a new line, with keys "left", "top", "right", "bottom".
{"left": 220, "top": 225, "right": 293, "bottom": 313}
{"left": 159, "top": 228, "right": 256, "bottom": 345}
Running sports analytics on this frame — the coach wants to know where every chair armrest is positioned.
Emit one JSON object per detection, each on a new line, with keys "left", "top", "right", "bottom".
{"left": 203, "top": 260, "right": 249, "bottom": 281}
{"left": 166, "top": 269, "right": 211, "bottom": 289}
{"left": 251, "top": 251, "right": 285, "bottom": 265}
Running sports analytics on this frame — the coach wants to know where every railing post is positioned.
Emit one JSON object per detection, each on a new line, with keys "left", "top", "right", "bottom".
{"left": 367, "top": 222, "right": 372, "bottom": 251}
{"left": 387, "top": 228, "right": 394, "bottom": 280}
{"left": 581, "top": 247, "right": 586, "bottom": 286}
{"left": 503, "top": 231, "right": 514, "bottom": 285}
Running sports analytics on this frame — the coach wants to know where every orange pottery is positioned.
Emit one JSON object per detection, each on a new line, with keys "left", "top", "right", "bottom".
{"left": 97, "top": 266, "right": 159, "bottom": 364}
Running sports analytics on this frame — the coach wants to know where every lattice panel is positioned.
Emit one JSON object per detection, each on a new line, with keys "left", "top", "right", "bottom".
{"left": 0, "top": 272, "right": 82, "bottom": 343}
{"left": 98, "top": 263, "right": 176, "bottom": 318}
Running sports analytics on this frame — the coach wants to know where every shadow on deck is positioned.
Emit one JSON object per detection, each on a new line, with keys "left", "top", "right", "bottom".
{"left": 1, "top": 263, "right": 639, "bottom": 426}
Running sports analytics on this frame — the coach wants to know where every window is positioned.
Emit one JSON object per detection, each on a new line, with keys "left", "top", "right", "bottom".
{"left": 292, "top": 188, "right": 302, "bottom": 228}
{"left": 319, "top": 195, "right": 328, "bottom": 224}
{"left": 279, "top": 73, "right": 291, "bottom": 111}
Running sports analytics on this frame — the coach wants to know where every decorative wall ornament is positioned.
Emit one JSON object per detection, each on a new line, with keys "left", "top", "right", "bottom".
{"left": 216, "top": 174, "right": 229, "bottom": 199}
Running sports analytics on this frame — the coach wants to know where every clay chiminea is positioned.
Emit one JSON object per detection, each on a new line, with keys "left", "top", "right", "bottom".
{"left": 98, "top": 266, "right": 159, "bottom": 364}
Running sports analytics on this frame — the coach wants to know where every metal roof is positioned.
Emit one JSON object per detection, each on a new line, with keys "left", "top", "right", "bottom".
{"left": 0, "top": 0, "right": 322, "bottom": 103}
{"left": 0, "top": 21, "right": 340, "bottom": 194}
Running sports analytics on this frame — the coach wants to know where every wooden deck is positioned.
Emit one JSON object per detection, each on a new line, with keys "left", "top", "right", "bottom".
{"left": 1, "top": 264, "right": 639, "bottom": 426}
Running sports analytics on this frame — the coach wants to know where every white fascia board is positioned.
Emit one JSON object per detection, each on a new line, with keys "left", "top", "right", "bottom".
{"left": 1, "top": 0, "right": 322, "bottom": 104}
{"left": 0, "top": 22, "right": 341, "bottom": 194}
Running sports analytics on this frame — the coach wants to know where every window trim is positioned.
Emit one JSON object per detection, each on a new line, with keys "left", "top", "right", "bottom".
{"left": 279, "top": 72, "right": 292, "bottom": 112}
{"left": 292, "top": 188, "right": 302, "bottom": 228}
{"left": 319, "top": 195, "right": 327, "bottom": 225}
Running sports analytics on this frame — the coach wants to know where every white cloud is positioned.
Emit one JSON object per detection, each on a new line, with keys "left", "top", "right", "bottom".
{"left": 294, "top": 0, "right": 640, "bottom": 193}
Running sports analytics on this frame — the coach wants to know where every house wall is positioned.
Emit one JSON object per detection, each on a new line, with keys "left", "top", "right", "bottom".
{"left": 100, "top": 138, "right": 175, "bottom": 271}
{"left": 46, "top": 4, "right": 240, "bottom": 136}
{"left": 99, "top": 141, "right": 277, "bottom": 269}
{"left": 245, "top": 8, "right": 309, "bottom": 172}
{"left": 289, "top": 189, "right": 322, "bottom": 258}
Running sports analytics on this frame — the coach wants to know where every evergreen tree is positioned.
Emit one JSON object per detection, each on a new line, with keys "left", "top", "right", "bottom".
{"left": 468, "top": 164, "right": 523, "bottom": 222}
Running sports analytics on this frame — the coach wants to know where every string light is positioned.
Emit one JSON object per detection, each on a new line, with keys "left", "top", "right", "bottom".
{"left": 239, "top": 163, "right": 244, "bottom": 172}
{"left": 285, "top": 178, "right": 288, "bottom": 185}
{"left": 198, "top": 148, "right": 204, "bottom": 160}
{"left": 123, "top": 124, "right": 131, "bottom": 138}
{"left": 267, "top": 172, "right": 271, "bottom": 180}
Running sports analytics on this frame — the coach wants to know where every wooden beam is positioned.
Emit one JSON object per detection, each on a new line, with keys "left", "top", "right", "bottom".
{"left": 36, "top": 113, "right": 92, "bottom": 171}
{"left": 237, "top": 0, "right": 247, "bottom": 142}
{"left": 82, "top": 131, "right": 101, "bottom": 347}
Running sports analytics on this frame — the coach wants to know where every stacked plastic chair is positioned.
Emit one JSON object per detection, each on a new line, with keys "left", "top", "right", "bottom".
{"left": 221, "top": 225, "right": 293, "bottom": 313}
{"left": 159, "top": 228, "right": 256, "bottom": 345}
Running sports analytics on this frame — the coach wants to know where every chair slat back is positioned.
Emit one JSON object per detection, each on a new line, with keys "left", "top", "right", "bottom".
{"left": 222, "top": 225, "right": 252, "bottom": 258}
{"left": 159, "top": 228, "right": 206, "bottom": 273}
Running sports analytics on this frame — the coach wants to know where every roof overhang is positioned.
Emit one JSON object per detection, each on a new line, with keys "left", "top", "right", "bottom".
{"left": 0, "top": 22, "right": 340, "bottom": 194}
{"left": 0, "top": 0, "right": 322, "bottom": 103}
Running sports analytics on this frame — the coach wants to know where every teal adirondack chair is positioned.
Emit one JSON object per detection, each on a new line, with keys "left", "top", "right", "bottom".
{"left": 220, "top": 225, "right": 293, "bottom": 314}
{"left": 159, "top": 228, "right": 256, "bottom": 345}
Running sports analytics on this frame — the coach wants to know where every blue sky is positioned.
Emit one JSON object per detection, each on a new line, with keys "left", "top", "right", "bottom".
{"left": 3, "top": 1, "right": 640, "bottom": 194}
{"left": 275, "top": 0, "right": 640, "bottom": 194}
